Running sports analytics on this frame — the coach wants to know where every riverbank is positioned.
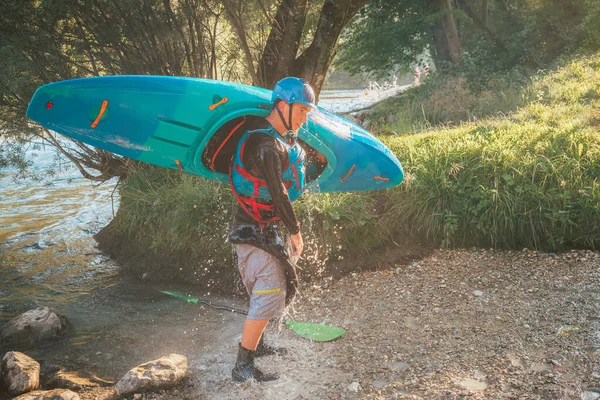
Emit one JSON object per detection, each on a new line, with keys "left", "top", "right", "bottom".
{"left": 39, "top": 246, "right": 600, "bottom": 399}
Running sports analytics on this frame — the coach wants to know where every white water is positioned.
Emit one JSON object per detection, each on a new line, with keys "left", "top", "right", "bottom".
{"left": 318, "top": 85, "right": 410, "bottom": 113}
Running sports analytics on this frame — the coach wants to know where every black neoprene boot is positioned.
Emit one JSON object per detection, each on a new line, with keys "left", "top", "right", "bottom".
{"left": 255, "top": 336, "right": 288, "bottom": 357}
{"left": 231, "top": 343, "right": 279, "bottom": 382}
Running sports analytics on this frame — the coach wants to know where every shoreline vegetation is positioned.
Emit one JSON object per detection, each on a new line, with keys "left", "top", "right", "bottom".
{"left": 97, "top": 52, "right": 600, "bottom": 293}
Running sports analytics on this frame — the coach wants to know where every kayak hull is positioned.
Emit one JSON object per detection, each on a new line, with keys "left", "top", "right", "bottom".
{"left": 27, "top": 76, "right": 404, "bottom": 192}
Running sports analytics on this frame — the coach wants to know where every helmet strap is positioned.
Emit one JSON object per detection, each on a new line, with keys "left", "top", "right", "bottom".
{"left": 275, "top": 102, "right": 293, "bottom": 134}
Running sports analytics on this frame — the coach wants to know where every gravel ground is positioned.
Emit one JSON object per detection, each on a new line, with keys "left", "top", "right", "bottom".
{"left": 56, "top": 248, "right": 600, "bottom": 399}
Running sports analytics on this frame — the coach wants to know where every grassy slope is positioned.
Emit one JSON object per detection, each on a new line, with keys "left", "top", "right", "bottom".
{"left": 378, "top": 54, "right": 600, "bottom": 250}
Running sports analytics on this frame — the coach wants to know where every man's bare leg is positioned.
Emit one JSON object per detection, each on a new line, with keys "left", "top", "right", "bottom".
{"left": 241, "top": 318, "right": 268, "bottom": 350}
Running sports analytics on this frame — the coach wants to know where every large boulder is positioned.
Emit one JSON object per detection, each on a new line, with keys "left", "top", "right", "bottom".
{"left": 13, "top": 389, "right": 80, "bottom": 400}
{"left": 114, "top": 354, "right": 188, "bottom": 397}
{"left": 0, "top": 307, "right": 72, "bottom": 347}
{"left": 1, "top": 351, "right": 40, "bottom": 395}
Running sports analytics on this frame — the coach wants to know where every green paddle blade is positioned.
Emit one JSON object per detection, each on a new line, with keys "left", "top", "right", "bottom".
{"left": 161, "top": 290, "right": 199, "bottom": 304}
{"left": 285, "top": 321, "right": 346, "bottom": 342}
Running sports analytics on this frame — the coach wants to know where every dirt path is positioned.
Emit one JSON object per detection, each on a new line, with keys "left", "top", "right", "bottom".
{"left": 70, "top": 248, "right": 600, "bottom": 399}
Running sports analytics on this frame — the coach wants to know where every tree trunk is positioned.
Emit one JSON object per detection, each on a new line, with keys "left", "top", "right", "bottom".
{"left": 456, "top": 0, "right": 507, "bottom": 52}
{"left": 294, "top": 0, "right": 367, "bottom": 98}
{"left": 255, "top": 0, "right": 310, "bottom": 89}
{"left": 482, "top": 0, "right": 488, "bottom": 27}
{"left": 441, "top": 0, "right": 462, "bottom": 65}
{"left": 432, "top": 19, "right": 452, "bottom": 67}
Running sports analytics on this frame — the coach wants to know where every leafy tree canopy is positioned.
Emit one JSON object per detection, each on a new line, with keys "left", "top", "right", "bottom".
{"left": 336, "top": 0, "right": 437, "bottom": 77}
{"left": 337, "top": 0, "right": 600, "bottom": 78}
{"left": 0, "top": 0, "right": 366, "bottom": 181}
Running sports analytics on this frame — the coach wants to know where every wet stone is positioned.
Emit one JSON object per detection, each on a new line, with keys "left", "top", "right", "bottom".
{"left": 0, "top": 307, "right": 72, "bottom": 346}
{"left": 391, "top": 362, "right": 410, "bottom": 371}
{"left": 1, "top": 351, "right": 40, "bottom": 395}
{"left": 372, "top": 379, "right": 387, "bottom": 389}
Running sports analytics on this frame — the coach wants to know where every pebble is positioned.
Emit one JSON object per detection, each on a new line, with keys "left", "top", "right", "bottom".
{"left": 347, "top": 381, "right": 361, "bottom": 392}
{"left": 582, "top": 392, "right": 600, "bottom": 400}
{"left": 372, "top": 380, "right": 387, "bottom": 389}
{"left": 473, "top": 290, "right": 483, "bottom": 296}
{"left": 391, "top": 362, "right": 411, "bottom": 370}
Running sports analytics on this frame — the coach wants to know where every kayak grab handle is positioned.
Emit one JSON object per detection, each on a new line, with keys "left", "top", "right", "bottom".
{"left": 90, "top": 100, "right": 109, "bottom": 128}
{"left": 374, "top": 176, "right": 389, "bottom": 182}
{"left": 340, "top": 164, "right": 356, "bottom": 183}
{"left": 209, "top": 96, "right": 229, "bottom": 111}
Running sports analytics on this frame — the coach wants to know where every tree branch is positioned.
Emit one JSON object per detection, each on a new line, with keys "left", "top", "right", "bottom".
{"left": 456, "top": 0, "right": 507, "bottom": 52}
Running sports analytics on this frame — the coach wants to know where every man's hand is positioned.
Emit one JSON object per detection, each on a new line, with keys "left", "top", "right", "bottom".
{"left": 290, "top": 232, "right": 304, "bottom": 256}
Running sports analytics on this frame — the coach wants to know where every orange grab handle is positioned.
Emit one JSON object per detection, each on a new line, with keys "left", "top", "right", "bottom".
{"left": 90, "top": 100, "right": 109, "bottom": 129}
{"left": 209, "top": 96, "right": 229, "bottom": 111}
{"left": 340, "top": 164, "right": 356, "bottom": 183}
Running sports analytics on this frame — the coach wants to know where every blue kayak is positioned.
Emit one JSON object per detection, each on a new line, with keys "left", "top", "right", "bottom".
{"left": 26, "top": 76, "right": 404, "bottom": 192}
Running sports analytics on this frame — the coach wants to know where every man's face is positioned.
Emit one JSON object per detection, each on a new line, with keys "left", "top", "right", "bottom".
{"left": 281, "top": 102, "right": 313, "bottom": 133}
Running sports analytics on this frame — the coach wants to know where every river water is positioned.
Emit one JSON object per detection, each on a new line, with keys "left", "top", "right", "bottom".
{"left": 0, "top": 86, "right": 408, "bottom": 380}
{"left": 0, "top": 142, "right": 119, "bottom": 324}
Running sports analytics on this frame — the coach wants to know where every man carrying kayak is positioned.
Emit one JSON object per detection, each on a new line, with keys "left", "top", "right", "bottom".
{"left": 228, "top": 77, "right": 316, "bottom": 382}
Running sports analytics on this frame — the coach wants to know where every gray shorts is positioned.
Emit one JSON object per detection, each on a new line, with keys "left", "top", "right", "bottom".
{"left": 235, "top": 244, "right": 287, "bottom": 320}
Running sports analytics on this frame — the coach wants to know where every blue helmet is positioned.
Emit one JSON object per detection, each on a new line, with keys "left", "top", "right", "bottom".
{"left": 271, "top": 77, "right": 316, "bottom": 108}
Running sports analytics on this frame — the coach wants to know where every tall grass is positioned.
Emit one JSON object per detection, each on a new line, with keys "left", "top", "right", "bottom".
{"left": 370, "top": 67, "right": 532, "bottom": 134}
{"left": 102, "top": 166, "right": 238, "bottom": 288}
{"left": 380, "top": 54, "right": 600, "bottom": 250}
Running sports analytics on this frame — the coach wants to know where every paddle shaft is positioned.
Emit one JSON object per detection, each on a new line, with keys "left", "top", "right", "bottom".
{"left": 161, "top": 290, "right": 346, "bottom": 341}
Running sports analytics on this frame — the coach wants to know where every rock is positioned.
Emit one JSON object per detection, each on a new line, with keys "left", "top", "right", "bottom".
{"left": 12, "top": 389, "right": 80, "bottom": 400}
{"left": 347, "top": 381, "right": 361, "bottom": 392}
{"left": 0, "top": 307, "right": 72, "bottom": 346}
{"left": 582, "top": 392, "right": 600, "bottom": 400}
{"left": 391, "top": 362, "right": 410, "bottom": 371}
{"left": 1, "top": 351, "right": 40, "bottom": 395}
{"left": 113, "top": 354, "right": 188, "bottom": 397}
{"left": 473, "top": 290, "right": 484, "bottom": 297}
{"left": 352, "top": 109, "right": 375, "bottom": 122}
{"left": 372, "top": 379, "right": 387, "bottom": 389}
{"left": 345, "top": 115, "right": 362, "bottom": 125}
